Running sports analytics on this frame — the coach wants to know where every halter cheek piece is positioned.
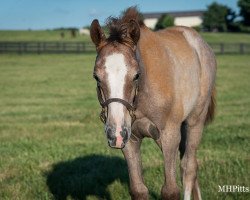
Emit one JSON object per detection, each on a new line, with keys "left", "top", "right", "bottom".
{"left": 96, "top": 83, "right": 138, "bottom": 124}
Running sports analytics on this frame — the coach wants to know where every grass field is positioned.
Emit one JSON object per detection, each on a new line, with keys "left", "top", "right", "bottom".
{"left": 0, "top": 30, "right": 90, "bottom": 42}
{"left": 0, "top": 53, "right": 249, "bottom": 200}
{"left": 1, "top": 30, "right": 250, "bottom": 44}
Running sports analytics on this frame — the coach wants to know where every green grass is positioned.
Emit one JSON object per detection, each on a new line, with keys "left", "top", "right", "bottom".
{"left": 0, "top": 53, "right": 249, "bottom": 200}
{"left": 1, "top": 30, "right": 250, "bottom": 44}
{"left": 0, "top": 30, "right": 90, "bottom": 42}
{"left": 200, "top": 32, "right": 250, "bottom": 44}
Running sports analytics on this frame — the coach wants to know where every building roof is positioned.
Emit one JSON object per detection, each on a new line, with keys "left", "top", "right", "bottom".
{"left": 143, "top": 10, "right": 205, "bottom": 19}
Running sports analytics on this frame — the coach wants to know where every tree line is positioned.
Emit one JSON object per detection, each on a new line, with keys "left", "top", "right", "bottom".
{"left": 155, "top": 0, "right": 250, "bottom": 32}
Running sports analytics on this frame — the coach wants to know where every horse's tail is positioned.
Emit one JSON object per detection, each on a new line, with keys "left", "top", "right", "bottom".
{"left": 205, "top": 87, "right": 216, "bottom": 125}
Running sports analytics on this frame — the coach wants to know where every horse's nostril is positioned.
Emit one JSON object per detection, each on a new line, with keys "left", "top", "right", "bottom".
{"left": 121, "top": 127, "right": 129, "bottom": 142}
{"left": 120, "top": 130, "right": 124, "bottom": 137}
{"left": 106, "top": 127, "right": 115, "bottom": 141}
{"left": 120, "top": 128, "right": 127, "bottom": 138}
{"left": 106, "top": 127, "right": 112, "bottom": 135}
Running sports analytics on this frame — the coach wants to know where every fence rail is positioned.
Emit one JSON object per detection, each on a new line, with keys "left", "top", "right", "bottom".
{"left": 209, "top": 43, "right": 250, "bottom": 54}
{"left": 0, "top": 41, "right": 250, "bottom": 54}
{"left": 0, "top": 42, "right": 95, "bottom": 54}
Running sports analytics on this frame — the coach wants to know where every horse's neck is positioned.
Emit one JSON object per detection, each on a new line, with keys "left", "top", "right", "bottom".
{"left": 136, "top": 27, "right": 169, "bottom": 86}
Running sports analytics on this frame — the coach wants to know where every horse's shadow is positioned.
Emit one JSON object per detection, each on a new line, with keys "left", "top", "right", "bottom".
{"left": 45, "top": 155, "right": 129, "bottom": 200}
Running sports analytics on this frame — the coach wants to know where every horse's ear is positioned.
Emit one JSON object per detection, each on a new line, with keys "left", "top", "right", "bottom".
{"left": 127, "top": 20, "right": 140, "bottom": 46}
{"left": 90, "top": 19, "right": 106, "bottom": 50}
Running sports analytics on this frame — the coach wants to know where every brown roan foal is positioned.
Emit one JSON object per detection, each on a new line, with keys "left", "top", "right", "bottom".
{"left": 90, "top": 7, "right": 216, "bottom": 200}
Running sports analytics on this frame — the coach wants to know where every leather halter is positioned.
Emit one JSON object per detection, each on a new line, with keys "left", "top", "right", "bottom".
{"left": 96, "top": 83, "right": 138, "bottom": 124}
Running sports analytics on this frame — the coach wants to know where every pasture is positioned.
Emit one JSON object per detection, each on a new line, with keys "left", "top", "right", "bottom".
{"left": 0, "top": 53, "right": 249, "bottom": 200}
{"left": 0, "top": 30, "right": 90, "bottom": 42}
{"left": 1, "top": 30, "right": 250, "bottom": 43}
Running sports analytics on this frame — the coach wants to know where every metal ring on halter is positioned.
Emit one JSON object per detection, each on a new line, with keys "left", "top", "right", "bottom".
{"left": 96, "top": 83, "right": 138, "bottom": 124}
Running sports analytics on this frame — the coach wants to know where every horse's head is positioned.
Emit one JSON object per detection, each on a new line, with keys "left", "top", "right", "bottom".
{"left": 90, "top": 18, "right": 140, "bottom": 149}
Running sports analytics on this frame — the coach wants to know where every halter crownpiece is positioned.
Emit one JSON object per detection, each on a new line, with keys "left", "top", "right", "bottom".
{"left": 96, "top": 83, "right": 138, "bottom": 124}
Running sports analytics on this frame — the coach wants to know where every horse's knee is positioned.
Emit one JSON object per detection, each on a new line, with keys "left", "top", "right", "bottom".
{"left": 130, "top": 184, "right": 149, "bottom": 200}
{"left": 185, "top": 159, "right": 198, "bottom": 177}
{"left": 180, "top": 155, "right": 187, "bottom": 172}
{"left": 161, "top": 185, "right": 180, "bottom": 200}
{"left": 181, "top": 154, "right": 198, "bottom": 175}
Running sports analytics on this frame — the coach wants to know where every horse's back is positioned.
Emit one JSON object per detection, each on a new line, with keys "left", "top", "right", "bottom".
{"left": 159, "top": 26, "right": 217, "bottom": 123}
{"left": 138, "top": 26, "right": 216, "bottom": 123}
{"left": 156, "top": 26, "right": 216, "bottom": 74}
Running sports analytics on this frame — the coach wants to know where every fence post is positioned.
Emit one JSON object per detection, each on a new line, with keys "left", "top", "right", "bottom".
{"left": 18, "top": 42, "right": 21, "bottom": 54}
{"left": 220, "top": 43, "right": 224, "bottom": 54}
{"left": 62, "top": 43, "right": 66, "bottom": 53}
{"left": 37, "top": 42, "right": 41, "bottom": 54}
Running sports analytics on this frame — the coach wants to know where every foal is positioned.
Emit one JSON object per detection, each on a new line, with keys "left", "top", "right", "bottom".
{"left": 90, "top": 7, "right": 216, "bottom": 200}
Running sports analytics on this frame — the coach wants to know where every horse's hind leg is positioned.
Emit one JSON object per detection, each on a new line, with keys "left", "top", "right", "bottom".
{"left": 193, "top": 179, "right": 202, "bottom": 200}
{"left": 181, "top": 119, "right": 204, "bottom": 200}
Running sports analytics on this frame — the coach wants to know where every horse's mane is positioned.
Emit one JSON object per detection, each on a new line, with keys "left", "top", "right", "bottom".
{"left": 106, "top": 7, "right": 144, "bottom": 43}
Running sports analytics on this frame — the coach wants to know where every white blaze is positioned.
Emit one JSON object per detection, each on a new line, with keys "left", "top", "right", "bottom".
{"left": 105, "top": 53, "right": 128, "bottom": 125}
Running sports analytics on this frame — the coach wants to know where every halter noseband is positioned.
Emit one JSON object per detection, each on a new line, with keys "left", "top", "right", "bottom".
{"left": 96, "top": 83, "right": 138, "bottom": 124}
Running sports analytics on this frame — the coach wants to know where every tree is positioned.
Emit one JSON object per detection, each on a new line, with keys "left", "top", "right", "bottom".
{"left": 203, "top": 2, "right": 236, "bottom": 32}
{"left": 155, "top": 14, "right": 174, "bottom": 30}
{"left": 238, "top": 0, "right": 250, "bottom": 26}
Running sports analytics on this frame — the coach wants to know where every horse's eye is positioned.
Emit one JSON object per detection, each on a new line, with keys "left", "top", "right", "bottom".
{"left": 133, "top": 72, "right": 140, "bottom": 81}
{"left": 93, "top": 74, "right": 100, "bottom": 82}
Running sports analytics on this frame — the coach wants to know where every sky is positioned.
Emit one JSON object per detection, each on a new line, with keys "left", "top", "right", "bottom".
{"left": 0, "top": 0, "right": 239, "bottom": 30}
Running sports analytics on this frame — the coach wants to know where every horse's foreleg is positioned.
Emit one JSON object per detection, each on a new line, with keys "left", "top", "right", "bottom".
{"left": 160, "top": 123, "right": 181, "bottom": 200}
{"left": 122, "top": 138, "right": 148, "bottom": 200}
{"left": 181, "top": 122, "right": 203, "bottom": 200}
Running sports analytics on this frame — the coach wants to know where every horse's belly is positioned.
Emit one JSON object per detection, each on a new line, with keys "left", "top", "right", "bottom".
{"left": 175, "top": 64, "right": 200, "bottom": 120}
{"left": 182, "top": 79, "right": 200, "bottom": 119}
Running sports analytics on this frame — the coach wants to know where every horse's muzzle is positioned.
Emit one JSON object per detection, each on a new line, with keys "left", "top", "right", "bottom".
{"left": 105, "top": 125, "right": 130, "bottom": 149}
